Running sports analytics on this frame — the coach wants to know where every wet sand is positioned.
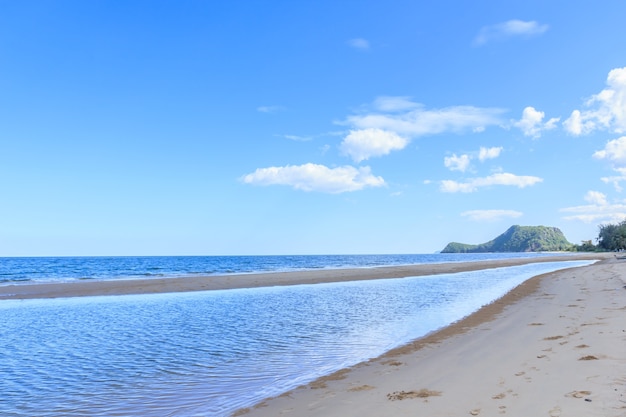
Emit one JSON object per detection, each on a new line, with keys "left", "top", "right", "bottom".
{"left": 237, "top": 253, "right": 626, "bottom": 417}
{"left": 0, "top": 253, "right": 605, "bottom": 300}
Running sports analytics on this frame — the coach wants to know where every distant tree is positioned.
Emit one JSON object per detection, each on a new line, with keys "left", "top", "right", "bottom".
{"left": 597, "top": 220, "right": 626, "bottom": 251}
{"left": 573, "top": 239, "right": 596, "bottom": 252}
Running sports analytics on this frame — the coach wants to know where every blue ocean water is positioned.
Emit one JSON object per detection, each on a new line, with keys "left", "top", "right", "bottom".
{"left": 0, "top": 255, "right": 592, "bottom": 417}
{"left": 0, "top": 253, "right": 569, "bottom": 284}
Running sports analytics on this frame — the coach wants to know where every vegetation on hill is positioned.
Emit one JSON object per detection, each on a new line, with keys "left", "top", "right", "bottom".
{"left": 441, "top": 225, "right": 574, "bottom": 253}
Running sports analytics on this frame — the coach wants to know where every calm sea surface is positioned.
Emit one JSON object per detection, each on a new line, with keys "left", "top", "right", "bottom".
{"left": 0, "top": 254, "right": 591, "bottom": 416}
{"left": 0, "top": 253, "right": 570, "bottom": 284}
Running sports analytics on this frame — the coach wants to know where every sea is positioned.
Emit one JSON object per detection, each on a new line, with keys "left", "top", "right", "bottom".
{"left": 0, "top": 254, "right": 593, "bottom": 416}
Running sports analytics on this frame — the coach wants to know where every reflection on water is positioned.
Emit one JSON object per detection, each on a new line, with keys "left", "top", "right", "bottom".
{"left": 0, "top": 261, "right": 591, "bottom": 416}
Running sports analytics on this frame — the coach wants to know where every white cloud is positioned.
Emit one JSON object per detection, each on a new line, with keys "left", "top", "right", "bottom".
{"left": 584, "top": 190, "right": 607, "bottom": 205}
{"left": 473, "top": 19, "right": 549, "bottom": 46}
{"left": 444, "top": 154, "right": 471, "bottom": 172}
{"left": 593, "top": 137, "right": 626, "bottom": 191}
{"left": 561, "top": 191, "right": 626, "bottom": 223}
{"left": 461, "top": 209, "right": 523, "bottom": 221}
{"left": 257, "top": 105, "right": 286, "bottom": 113}
{"left": 440, "top": 172, "right": 543, "bottom": 193}
{"left": 513, "top": 106, "right": 559, "bottom": 138}
{"left": 241, "top": 163, "right": 385, "bottom": 193}
{"left": 596, "top": 167, "right": 626, "bottom": 192}
{"left": 340, "top": 128, "right": 408, "bottom": 162}
{"left": 342, "top": 99, "right": 505, "bottom": 137}
{"left": 372, "top": 96, "right": 420, "bottom": 112}
{"left": 593, "top": 136, "right": 626, "bottom": 164}
{"left": 347, "top": 38, "right": 370, "bottom": 50}
{"left": 444, "top": 146, "right": 502, "bottom": 172}
{"left": 478, "top": 146, "right": 502, "bottom": 162}
{"left": 283, "top": 134, "right": 312, "bottom": 142}
{"left": 564, "top": 67, "right": 626, "bottom": 135}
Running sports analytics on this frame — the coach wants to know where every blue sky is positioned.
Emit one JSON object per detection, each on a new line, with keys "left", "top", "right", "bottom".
{"left": 2, "top": 1, "right": 626, "bottom": 256}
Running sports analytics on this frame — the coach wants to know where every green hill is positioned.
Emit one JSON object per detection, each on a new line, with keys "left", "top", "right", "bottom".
{"left": 441, "top": 225, "right": 573, "bottom": 253}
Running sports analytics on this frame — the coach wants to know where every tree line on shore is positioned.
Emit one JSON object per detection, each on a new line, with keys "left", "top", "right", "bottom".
{"left": 575, "top": 219, "right": 626, "bottom": 252}
{"left": 593, "top": 219, "right": 626, "bottom": 251}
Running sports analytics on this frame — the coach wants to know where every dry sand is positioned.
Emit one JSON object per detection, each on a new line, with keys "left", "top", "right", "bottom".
{"left": 236, "top": 254, "right": 626, "bottom": 417}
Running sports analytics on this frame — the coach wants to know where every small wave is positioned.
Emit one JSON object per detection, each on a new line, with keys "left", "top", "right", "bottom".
{"left": 0, "top": 277, "right": 33, "bottom": 284}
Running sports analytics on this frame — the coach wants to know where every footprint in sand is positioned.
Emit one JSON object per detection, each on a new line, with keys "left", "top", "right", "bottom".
{"left": 567, "top": 390, "right": 592, "bottom": 398}
{"left": 548, "top": 405, "right": 561, "bottom": 416}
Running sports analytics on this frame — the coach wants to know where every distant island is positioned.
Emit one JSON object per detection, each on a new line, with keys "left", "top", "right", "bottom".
{"left": 441, "top": 225, "right": 573, "bottom": 253}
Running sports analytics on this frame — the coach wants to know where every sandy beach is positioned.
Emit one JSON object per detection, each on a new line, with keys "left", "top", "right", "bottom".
{"left": 230, "top": 253, "right": 625, "bottom": 417}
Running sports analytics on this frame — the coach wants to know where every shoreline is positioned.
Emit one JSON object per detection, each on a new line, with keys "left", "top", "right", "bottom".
{"left": 0, "top": 253, "right": 607, "bottom": 300}
{"left": 237, "top": 254, "right": 626, "bottom": 417}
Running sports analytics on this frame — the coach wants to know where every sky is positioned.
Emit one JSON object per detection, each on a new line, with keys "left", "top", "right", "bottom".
{"left": 2, "top": 1, "right": 626, "bottom": 256}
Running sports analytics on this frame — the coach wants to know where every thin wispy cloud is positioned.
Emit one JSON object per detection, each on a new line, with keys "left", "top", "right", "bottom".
{"left": 257, "top": 105, "right": 286, "bottom": 113}
{"left": 372, "top": 96, "right": 420, "bottom": 112}
{"left": 473, "top": 19, "right": 549, "bottom": 46}
{"left": 347, "top": 38, "right": 370, "bottom": 50}
{"left": 241, "top": 163, "right": 385, "bottom": 193}
{"left": 561, "top": 191, "right": 626, "bottom": 223}
{"left": 440, "top": 173, "right": 543, "bottom": 193}
{"left": 337, "top": 97, "right": 505, "bottom": 164}
{"left": 341, "top": 97, "right": 505, "bottom": 137}
{"left": 282, "top": 134, "right": 313, "bottom": 142}
{"left": 461, "top": 209, "right": 523, "bottom": 222}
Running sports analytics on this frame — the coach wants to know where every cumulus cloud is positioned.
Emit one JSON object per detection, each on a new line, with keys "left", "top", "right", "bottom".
{"left": 444, "top": 154, "right": 471, "bottom": 172}
{"left": 593, "top": 136, "right": 626, "bottom": 164}
{"left": 513, "top": 106, "right": 559, "bottom": 138}
{"left": 342, "top": 98, "right": 506, "bottom": 137}
{"left": 340, "top": 128, "right": 409, "bottom": 162}
{"left": 241, "top": 163, "right": 385, "bottom": 193}
{"left": 440, "top": 172, "right": 543, "bottom": 193}
{"left": 473, "top": 19, "right": 549, "bottom": 46}
{"left": 347, "top": 38, "right": 370, "bottom": 50}
{"left": 443, "top": 146, "right": 502, "bottom": 172}
{"left": 478, "top": 146, "right": 503, "bottom": 162}
{"left": 564, "top": 67, "right": 626, "bottom": 135}
{"left": 461, "top": 209, "right": 523, "bottom": 221}
{"left": 561, "top": 191, "right": 626, "bottom": 223}
{"left": 593, "top": 137, "right": 626, "bottom": 191}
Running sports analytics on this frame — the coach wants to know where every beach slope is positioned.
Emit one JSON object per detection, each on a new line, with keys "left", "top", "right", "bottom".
{"left": 238, "top": 256, "right": 626, "bottom": 417}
